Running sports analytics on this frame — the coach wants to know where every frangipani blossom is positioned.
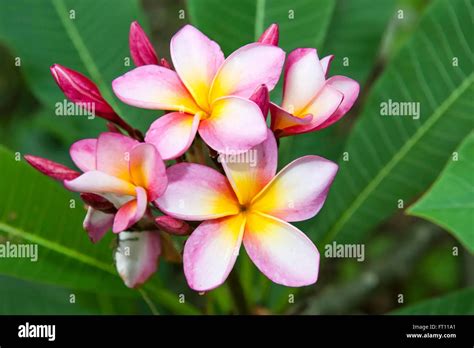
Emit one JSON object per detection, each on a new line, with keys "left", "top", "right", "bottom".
{"left": 270, "top": 48, "right": 359, "bottom": 137}
{"left": 112, "top": 24, "right": 285, "bottom": 159}
{"left": 64, "top": 132, "right": 167, "bottom": 234}
{"left": 156, "top": 131, "right": 338, "bottom": 291}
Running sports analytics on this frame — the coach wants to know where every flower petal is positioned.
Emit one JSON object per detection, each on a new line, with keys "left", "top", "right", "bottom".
{"left": 145, "top": 112, "right": 200, "bottom": 160}
{"left": 96, "top": 132, "right": 138, "bottom": 182}
{"left": 83, "top": 207, "right": 114, "bottom": 243}
{"left": 113, "top": 186, "right": 148, "bottom": 233}
{"left": 115, "top": 230, "right": 161, "bottom": 288}
{"left": 129, "top": 21, "right": 159, "bottom": 66}
{"left": 251, "top": 156, "right": 338, "bottom": 221}
{"left": 221, "top": 129, "right": 277, "bottom": 205}
{"left": 155, "top": 215, "right": 191, "bottom": 236}
{"left": 129, "top": 143, "right": 167, "bottom": 201}
{"left": 199, "top": 96, "right": 267, "bottom": 154}
{"left": 156, "top": 163, "right": 239, "bottom": 221}
{"left": 244, "top": 212, "right": 319, "bottom": 287}
{"left": 70, "top": 138, "right": 97, "bottom": 172}
{"left": 183, "top": 214, "right": 246, "bottom": 291}
{"left": 281, "top": 48, "right": 326, "bottom": 116}
{"left": 171, "top": 25, "right": 224, "bottom": 111}
{"left": 314, "top": 76, "right": 360, "bottom": 130}
{"left": 258, "top": 23, "right": 279, "bottom": 46}
{"left": 284, "top": 84, "right": 343, "bottom": 135}
{"left": 209, "top": 43, "right": 285, "bottom": 102}
{"left": 270, "top": 103, "right": 313, "bottom": 133}
{"left": 64, "top": 170, "right": 136, "bottom": 196}
{"left": 320, "top": 55, "right": 334, "bottom": 77}
{"left": 24, "top": 155, "right": 80, "bottom": 182}
{"left": 112, "top": 65, "right": 200, "bottom": 114}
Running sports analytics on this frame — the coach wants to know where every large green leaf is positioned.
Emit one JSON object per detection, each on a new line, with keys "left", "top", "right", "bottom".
{"left": 314, "top": 0, "right": 473, "bottom": 244}
{"left": 187, "top": 0, "right": 335, "bottom": 55}
{"left": 322, "top": 0, "right": 396, "bottom": 88}
{"left": 0, "top": 0, "right": 158, "bottom": 130}
{"left": 408, "top": 132, "right": 474, "bottom": 253}
{"left": 0, "top": 146, "right": 199, "bottom": 314}
{"left": 391, "top": 287, "right": 474, "bottom": 314}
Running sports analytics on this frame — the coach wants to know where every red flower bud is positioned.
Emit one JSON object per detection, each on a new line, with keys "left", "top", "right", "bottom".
{"left": 24, "top": 155, "right": 80, "bottom": 182}
{"left": 155, "top": 215, "right": 191, "bottom": 236}
{"left": 129, "top": 21, "right": 159, "bottom": 66}
{"left": 159, "top": 57, "right": 172, "bottom": 69}
{"left": 80, "top": 193, "right": 116, "bottom": 214}
{"left": 250, "top": 84, "right": 270, "bottom": 120}
{"left": 258, "top": 23, "right": 279, "bottom": 46}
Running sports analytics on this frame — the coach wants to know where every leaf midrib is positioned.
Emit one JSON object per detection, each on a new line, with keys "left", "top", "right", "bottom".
{"left": 51, "top": 0, "right": 123, "bottom": 115}
{"left": 322, "top": 73, "right": 474, "bottom": 244}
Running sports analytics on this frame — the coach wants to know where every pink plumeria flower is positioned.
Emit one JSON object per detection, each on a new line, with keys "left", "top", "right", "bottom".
{"left": 270, "top": 48, "right": 359, "bottom": 137}
{"left": 64, "top": 132, "right": 167, "bottom": 234}
{"left": 156, "top": 131, "right": 338, "bottom": 291}
{"left": 112, "top": 24, "right": 285, "bottom": 160}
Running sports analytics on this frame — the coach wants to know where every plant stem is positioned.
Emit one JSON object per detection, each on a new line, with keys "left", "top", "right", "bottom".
{"left": 228, "top": 269, "right": 250, "bottom": 315}
{"left": 138, "top": 288, "right": 160, "bottom": 315}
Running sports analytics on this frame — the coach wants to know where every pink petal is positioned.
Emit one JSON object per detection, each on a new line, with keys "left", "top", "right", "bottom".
{"left": 221, "top": 129, "right": 277, "bottom": 205}
{"left": 156, "top": 163, "right": 239, "bottom": 221}
{"left": 113, "top": 186, "right": 148, "bottom": 233}
{"left": 320, "top": 55, "right": 334, "bottom": 77}
{"left": 251, "top": 156, "right": 338, "bottom": 222}
{"left": 24, "top": 155, "right": 80, "bottom": 182}
{"left": 249, "top": 84, "right": 270, "bottom": 120}
{"left": 80, "top": 193, "right": 116, "bottom": 213}
{"left": 129, "top": 21, "right": 159, "bottom": 66}
{"left": 284, "top": 84, "right": 343, "bottom": 135}
{"left": 183, "top": 214, "right": 246, "bottom": 291}
{"left": 244, "top": 212, "right": 319, "bottom": 287}
{"left": 155, "top": 215, "right": 191, "bottom": 235}
{"left": 282, "top": 48, "right": 325, "bottom": 116}
{"left": 115, "top": 230, "right": 161, "bottom": 288}
{"left": 112, "top": 65, "right": 200, "bottom": 114}
{"left": 270, "top": 103, "right": 313, "bottom": 134}
{"left": 209, "top": 43, "right": 285, "bottom": 102}
{"left": 198, "top": 96, "right": 267, "bottom": 154}
{"left": 170, "top": 25, "right": 224, "bottom": 111}
{"left": 129, "top": 143, "right": 167, "bottom": 201}
{"left": 50, "top": 64, "right": 117, "bottom": 119}
{"left": 83, "top": 207, "right": 114, "bottom": 243}
{"left": 70, "top": 138, "right": 97, "bottom": 172}
{"left": 64, "top": 170, "right": 136, "bottom": 196}
{"left": 96, "top": 132, "right": 138, "bottom": 182}
{"left": 145, "top": 112, "right": 200, "bottom": 160}
{"left": 258, "top": 23, "right": 279, "bottom": 46}
{"left": 314, "top": 76, "right": 360, "bottom": 130}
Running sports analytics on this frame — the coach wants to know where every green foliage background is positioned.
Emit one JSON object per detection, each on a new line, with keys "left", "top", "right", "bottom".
{"left": 0, "top": 0, "right": 472, "bottom": 314}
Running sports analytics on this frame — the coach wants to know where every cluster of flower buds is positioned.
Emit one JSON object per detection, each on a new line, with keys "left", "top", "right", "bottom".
{"left": 26, "top": 21, "right": 359, "bottom": 290}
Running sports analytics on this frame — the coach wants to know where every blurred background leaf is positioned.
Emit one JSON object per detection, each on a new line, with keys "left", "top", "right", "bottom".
{"left": 391, "top": 287, "right": 474, "bottom": 314}
{"left": 312, "top": 0, "right": 473, "bottom": 245}
{"left": 408, "top": 132, "right": 474, "bottom": 253}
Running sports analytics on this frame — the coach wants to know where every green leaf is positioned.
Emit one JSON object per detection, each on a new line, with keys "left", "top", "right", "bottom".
{"left": 322, "top": 0, "right": 396, "bottom": 87}
{"left": 391, "top": 287, "right": 474, "bottom": 315}
{"left": 187, "top": 0, "right": 335, "bottom": 54}
{"left": 314, "top": 0, "right": 473, "bottom": 244}
{"left": 0, "top": 146, "right": 199, "bottom": 314}
{"left": 0, "top": 0, "right": 157, "bottom": 130}
{"left": 408, "top": 132, "right": 474, "bottom": 253}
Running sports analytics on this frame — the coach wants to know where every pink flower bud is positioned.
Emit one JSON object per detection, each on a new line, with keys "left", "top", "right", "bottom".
{"left": 80, "top": 193, "right": 116, "bottom": 214}
{"left": 258, "top": 23, "right": 279, "bottom": 46}
{"left": 129, "top": 21, "right": 159, "bottom": 66}
{"left": 115, "top": 231, "right": 161, "bottom": 288}
{"left": 24, "top": 155, "right": 80, "bottom": 182}
{"left": 155, "top": 215, "right": 191, "bottom": 236}
{"left": 159, "top": 57, "right": 172, "bottom": 69}
{"left": 50, "top": 64, "right": 116, "bottom": 119}
{"left": 250, "top": 84, "right": 270, "bottom": 120}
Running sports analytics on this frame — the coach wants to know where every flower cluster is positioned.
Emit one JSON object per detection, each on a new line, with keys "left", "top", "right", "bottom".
{"left": 26, "top": 22, "right": 359, "bottom": 291}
